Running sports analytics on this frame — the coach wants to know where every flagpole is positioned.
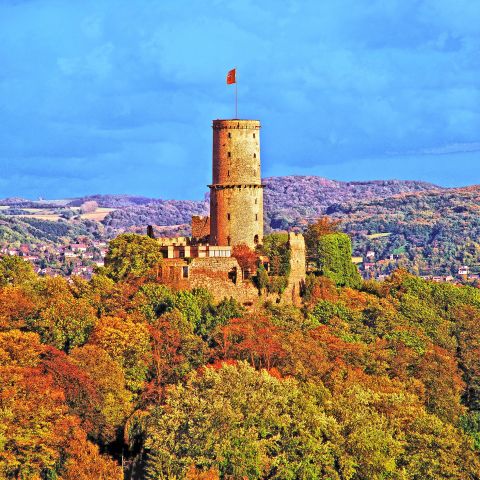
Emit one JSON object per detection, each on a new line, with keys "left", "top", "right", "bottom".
{"left": 235, "top": 80, "right": 238, "bottom": 119}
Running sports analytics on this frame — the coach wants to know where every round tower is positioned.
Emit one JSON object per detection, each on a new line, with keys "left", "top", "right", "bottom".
{"left": 209, "top": 119, "right": 264, "bottom": 249}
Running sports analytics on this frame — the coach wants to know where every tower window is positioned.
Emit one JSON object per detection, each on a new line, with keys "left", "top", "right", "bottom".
{"left": 227, "top": 213, "right": 231, "bottom": 221}
{"left": 253, "top": 153, "right": 256, "bottom": 158}
{"left": 227, "top": 236, "right": 231, "bottom": 246}
{"left": 227, "top": 152, "right": 231, "bottom": 157}
{"left": 227, "top": 170, "right": 230, "bottom": 177}
{"left": 255, "top": 214, "right": 258, "bottom": 221}
{"left": 254, "top": 234, "right": 259, "bottom": 244}
{"left": 182, "top": 266, "right": 189, "bottom": 278}
{"left": 228, "top": 132, "right": 231, "bottom": 138}
{"left": 255, "top": 198, "right": 258, "bottom": 204}
{"left": 253, "top": 133, "right": 256, "bottom": 138}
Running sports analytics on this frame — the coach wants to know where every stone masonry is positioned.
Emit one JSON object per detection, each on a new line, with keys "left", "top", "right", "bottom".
{"left": 283, "top": 232, "right": 307, "bottom": 306}
{"left": 209, "top": 120, "right": 264, "bottom": 249}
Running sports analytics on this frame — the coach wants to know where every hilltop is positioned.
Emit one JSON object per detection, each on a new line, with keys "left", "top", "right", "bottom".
{"left": 99, "top": 176, "right": 439, "bottom": 230}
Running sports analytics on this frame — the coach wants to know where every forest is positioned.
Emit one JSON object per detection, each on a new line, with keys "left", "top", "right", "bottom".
{"left": 1, "top": 228, "right": 480, "bottom": 479}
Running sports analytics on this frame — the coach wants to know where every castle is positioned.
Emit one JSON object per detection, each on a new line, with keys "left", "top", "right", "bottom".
{"left": 156, "top": 119, "right": 306, "bottom": 305}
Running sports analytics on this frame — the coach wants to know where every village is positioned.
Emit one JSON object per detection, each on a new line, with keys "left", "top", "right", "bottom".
{"left": 356, "top": 249, "right": 480, "bottom": 285}
{"left": 0, "top": 239, "right": 108, "bottom": 279}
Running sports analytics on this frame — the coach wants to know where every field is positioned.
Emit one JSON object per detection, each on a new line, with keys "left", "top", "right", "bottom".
{"left": 0, "top": 206, "right": 115, "bottom": 223}
{"left": 78, "top": 207, "right": 115, "bottom": 221}
{"left": 366, "top": 232, "right": 392, "bottom": 239}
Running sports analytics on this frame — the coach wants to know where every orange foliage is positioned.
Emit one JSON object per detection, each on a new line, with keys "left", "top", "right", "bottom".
{"left": 232, "top": 244, "right": 259, "bottom": 272}
{"left": 185, "top": 466, "right": 220, "bottom": 480}
{"left": 0, "top": 286, "right": 37, "bottom": 330}
{"left": 60, "top": 427, "right": 123, "bottom": 480}
{"left": 307, "top": 217, "right": 341, "bottom": 237}
{"left": 215, "top": 316, "right": 286, "bottom": 370}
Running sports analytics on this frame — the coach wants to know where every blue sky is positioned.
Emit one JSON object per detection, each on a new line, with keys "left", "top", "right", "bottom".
{"left": 0, "top": 0, "right": 479, "bottom": 200}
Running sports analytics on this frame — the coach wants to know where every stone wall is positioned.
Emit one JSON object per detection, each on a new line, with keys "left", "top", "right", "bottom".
{"left": 283, "top": 232, "right": 306, "bottom": 306}
{"left": 157, "top": 257, "right": 259, "bottom": 305}
{"left": 191, "top": 215, "right": 210, "bottom": 240}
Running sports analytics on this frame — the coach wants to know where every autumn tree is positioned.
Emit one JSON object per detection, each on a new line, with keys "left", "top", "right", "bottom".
{"left": 0, "top": 255, "right": 37, "bottom": 287}
{"left": 143, "top": 362, "right": 343, "bottom": 480}
{"left": 232, "top": 243, "right": 259, "bottom": 275}
{"left": 89, "top": 315, "right": 152, "bottom": 391}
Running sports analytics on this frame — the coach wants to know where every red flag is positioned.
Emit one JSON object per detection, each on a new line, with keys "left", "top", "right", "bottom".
{"left": 226, "top": 68, "right": 236, "bottom": 84}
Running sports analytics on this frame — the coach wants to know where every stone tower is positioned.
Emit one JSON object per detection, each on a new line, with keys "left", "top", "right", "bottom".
{"left": 209, "top": 119, "right": 264, "bottom": 249}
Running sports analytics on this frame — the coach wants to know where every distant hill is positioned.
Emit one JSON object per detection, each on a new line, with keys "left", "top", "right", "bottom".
{"left": 102, "top": 199, "right": 209, "bottom": 230}
{"left": 0, "top": 215, "right": 100, "bottom": 245}
{"left": 100, "top": 176, "right": 440, "bottom": 231}
{"left": 328, "top": 186, "right": 480, "bottom": 275}
{"left": 67, "top": 194, "right": 155, "bottom": 208}
{"left": 263, "top": 176, "right": 440, "bottom": 229}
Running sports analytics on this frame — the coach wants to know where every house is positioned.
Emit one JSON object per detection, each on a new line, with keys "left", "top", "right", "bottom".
{"left": 70, "top": 243, "right": 88, "bottom": 253}
{"left": 458, "top": 266, "right": 470, "bottom": 276}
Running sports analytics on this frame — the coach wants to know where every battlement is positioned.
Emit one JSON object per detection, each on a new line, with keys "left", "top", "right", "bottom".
{"left": 210, "top": 118, "right": 263, "bottom": 249}
{"left": 287, "top": 231, "right": 306, "bottom": 248}
{"left": 212, "top": 119, "right": 261, "bottom": 130}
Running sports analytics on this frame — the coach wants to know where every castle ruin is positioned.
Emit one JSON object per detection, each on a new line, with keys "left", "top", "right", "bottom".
{"left": 156, "top": 118, "right": 305, "bottom": 304}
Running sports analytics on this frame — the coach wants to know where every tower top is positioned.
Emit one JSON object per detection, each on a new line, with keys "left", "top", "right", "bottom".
{"left": 212, "top": 119, "right": 260, "bottom": 130}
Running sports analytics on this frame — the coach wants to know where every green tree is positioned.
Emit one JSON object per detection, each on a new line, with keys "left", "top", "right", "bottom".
{"left": 312, "top": 233, "right": 362, "bottom": 288}
{"left": 104, "top": 233, "right": 162, "bottom": 281}
{"left": 0, "top": 256, "right": 37, "bottom": 287}
{"left": 143, "top": 362, "right": 344, "bottom": 480}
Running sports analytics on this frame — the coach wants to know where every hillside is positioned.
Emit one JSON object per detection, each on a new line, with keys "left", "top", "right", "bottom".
{"left": 0, "top": 215, "right": 100, "bottom": 245}
{"left": 264, "top": 176, "right": 440, "bottom": 229}
{"left": 100, "top": 176, "right": 439, "bottom": 230}
{"left": 328, "top": 186, "right": 480, "bottom": 275}
{"left": 1, "top": 177, "right": 478, "bottom": 276}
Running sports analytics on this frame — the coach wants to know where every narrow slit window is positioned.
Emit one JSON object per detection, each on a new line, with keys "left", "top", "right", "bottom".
{"left": 228, "top": 132, "right": 231, "bottom": 138}
{"left": 255, "top": 214, "right": 258, "bottom": 221}
{"left": 253, "top": 133, "right": 256, "bottom": 139}
{"left": 253, "top": 153, "right": 256, "bottom": 158}
{"left": 227, "top": 170, "right": 230, "bottom": 177}
{"left": 227, "top": 152, "right": 231, "bottom": 157}
{"left": 227, "top": 213, "right": 231, "bottom": 221}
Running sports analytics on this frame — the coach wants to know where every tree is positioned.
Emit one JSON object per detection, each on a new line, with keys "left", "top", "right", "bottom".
{"left": 79, "top": 200, "right": 99, "bottom": 214}
{"left": 143, "top": 362, "right": 343, "bottom": 480}
{"left": 0, "top": 365, "right": 74, "bottom": 478}
{"left": 215, "top": 316, "right": 286, "bottom": 371}
{"left": 104, "top": 233, "right": 162, "bottom": 281}
{"left": 89, "top": 315, "right": 152, "bottom": 392}
{"left": 0, "top": 286, "right": 37, "bottom": 330}
{"left": 311, "top": 233, "right": 362, "bottom": 288}
{"left": 232, "top": 244, "right": 259, "bottom": 274}
{"left": 0, "top": 255, "right": 37, "bottom": 287}
{"left": 305, "top": 217, "right": 341, "bottom": 245}
{"left": 33, "top": 277, "right": 97, "bottom": 352}
{"left": 60, "top": 426, "right": 123, "bottom": 480}
{"left": 70, "top": 345, "right": 132, "bottom": 444}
